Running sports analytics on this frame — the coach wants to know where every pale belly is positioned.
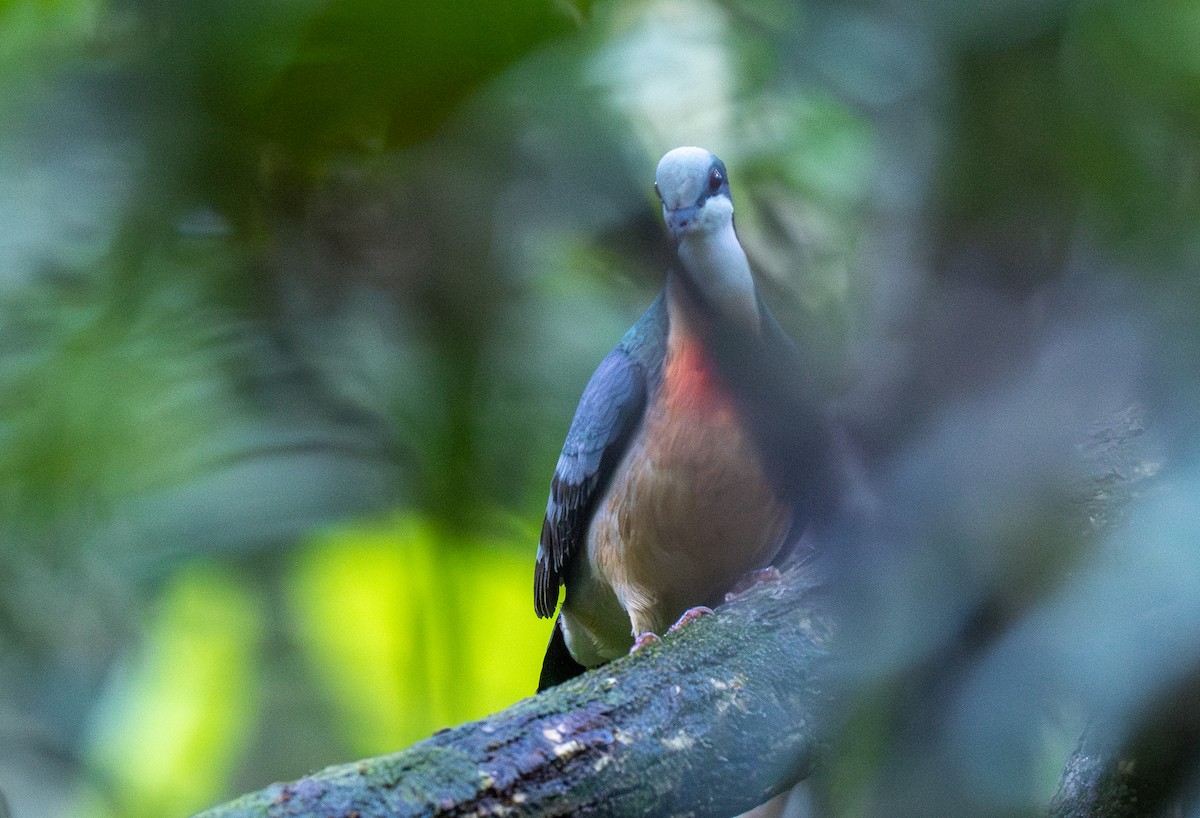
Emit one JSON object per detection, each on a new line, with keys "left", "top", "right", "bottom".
{"left": 559, "top": 396, "right": 791, "bottom": 666}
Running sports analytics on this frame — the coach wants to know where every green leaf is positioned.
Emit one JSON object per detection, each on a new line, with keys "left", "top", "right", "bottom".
{"left": 288, "top": 513, "right": 550, "bottom": 756}
{"left": 80, "top": 564, "right": 264, "bottom": 818}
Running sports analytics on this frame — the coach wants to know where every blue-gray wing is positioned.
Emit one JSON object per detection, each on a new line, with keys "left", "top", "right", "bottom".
{"left": 533, "top": 348, "right": 648, "bottom": 618}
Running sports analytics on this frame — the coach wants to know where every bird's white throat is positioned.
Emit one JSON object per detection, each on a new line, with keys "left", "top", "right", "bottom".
{"left": 674, "top": 222, "right": 761, "bottom": 333}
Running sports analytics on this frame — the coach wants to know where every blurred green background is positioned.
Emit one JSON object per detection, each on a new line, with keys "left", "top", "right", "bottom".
{"left": 2, "top": 0, "right": 1199, "bottom": 816}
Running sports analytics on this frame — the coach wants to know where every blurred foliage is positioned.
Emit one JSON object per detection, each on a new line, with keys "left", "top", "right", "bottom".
{"left": 288, "top": 514, "right": 548, "bottom": 758}
{"left": 83, "top": 565, "right": 261, "bottom": 818}
{"left": 0, "top": 0, "right": 1198, "bottom": 816}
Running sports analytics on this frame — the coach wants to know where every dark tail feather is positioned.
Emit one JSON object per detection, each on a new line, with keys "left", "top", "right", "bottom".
{"left": 538, "top": 616, "right": 587, "bottom": 692}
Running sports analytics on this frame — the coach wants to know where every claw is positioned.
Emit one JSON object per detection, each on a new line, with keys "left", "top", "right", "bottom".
{"left": 724, "top": 566, "right": 782, "bottom": 603}
{"left": 667, "top": 605, "right": 714, "bottom": 633}
{"left": 630, "top": 631, "right": 663, "bottom": 653}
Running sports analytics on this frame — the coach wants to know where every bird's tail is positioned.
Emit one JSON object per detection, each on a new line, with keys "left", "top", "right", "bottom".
{"left": 537, "top": 616, "right": 587, "bottom": 692}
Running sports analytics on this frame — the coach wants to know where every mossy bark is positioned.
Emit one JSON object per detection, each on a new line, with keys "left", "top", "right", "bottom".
{"left": 193, "top": 570, "right": 832, "bottom": 818}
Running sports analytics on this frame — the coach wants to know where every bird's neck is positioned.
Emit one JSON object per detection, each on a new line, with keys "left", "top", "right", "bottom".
{"left": 671, "top": 223, "right": 761, "bottom": 335}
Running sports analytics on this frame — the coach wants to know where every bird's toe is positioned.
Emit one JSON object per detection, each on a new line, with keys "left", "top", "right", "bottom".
{"left": 667, "top": 605, "right": 715, "bottom": 633}
{"left": 629, "top": 631, "right": 663, "bottom": 653}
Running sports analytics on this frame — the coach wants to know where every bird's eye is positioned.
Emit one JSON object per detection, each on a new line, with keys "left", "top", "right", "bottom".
{"left": 653, "top": 182, "right": 661, "bottom": 201}
{"left": 707, "top": 167, "right": 723, "bottom": 194}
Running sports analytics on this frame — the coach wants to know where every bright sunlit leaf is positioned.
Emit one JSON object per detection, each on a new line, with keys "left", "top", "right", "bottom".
{"left": 288, "top": 513, "right": 551, "bottom": 756}
{"left": 80, "top": 564, "right": 263, "bottom": 818}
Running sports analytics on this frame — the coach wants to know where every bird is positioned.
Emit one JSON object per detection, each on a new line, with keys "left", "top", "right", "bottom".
{"left": 533, "top": 147, "right": 831, "bottom": 691}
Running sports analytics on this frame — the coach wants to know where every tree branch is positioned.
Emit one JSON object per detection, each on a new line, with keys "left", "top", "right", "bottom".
{"left": 193, "top": 404, "right": 1162, "bottom": 818}
{"left": 1049, "top": 666, "right": 1200, "bottom": 818}
{"left": 193, "top": 569, "right": 833, "bottom": 818}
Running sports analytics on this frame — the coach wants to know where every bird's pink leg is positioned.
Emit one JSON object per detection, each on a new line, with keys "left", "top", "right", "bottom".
{"left": 667, "top": 605, "right": 714, "bottom": 633}
{"left": 629, "top": 604, "right": 717, "bottom": 654}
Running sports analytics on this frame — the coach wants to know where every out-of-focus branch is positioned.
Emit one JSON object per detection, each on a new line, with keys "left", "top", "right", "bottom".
{"left": 1046, "top": 404, "right": 1195, "bottom": 818}
{"left": 192, "top": 568, "right": 833, "bottom": 818}
{"left": 1049, "top": 666, "right": 1200, "bottom": 818}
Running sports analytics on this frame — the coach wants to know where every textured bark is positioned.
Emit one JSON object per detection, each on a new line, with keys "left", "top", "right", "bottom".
{"left": 1048, "top": 726, "right": 1142, "bottom": 818}
{"left": 1048, "top": 405, "right": 1198, "bottom": 818}
{"left": 192, "top": 569, "right": 832, "bottom": 818}
{"left": 1049, "top": 668, "right": 1200, "bottom": 818}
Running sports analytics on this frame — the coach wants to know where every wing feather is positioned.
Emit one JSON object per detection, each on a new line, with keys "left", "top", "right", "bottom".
{"left": 533, "top": 294, "right": 667, "bottom": 619}
{"left": 534, "top": 349, "right": 646, "bottom": 617}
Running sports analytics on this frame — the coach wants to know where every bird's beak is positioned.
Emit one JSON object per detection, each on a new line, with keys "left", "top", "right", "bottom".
{"left": 663, "top": 205, "right": 700, "bottom": 239}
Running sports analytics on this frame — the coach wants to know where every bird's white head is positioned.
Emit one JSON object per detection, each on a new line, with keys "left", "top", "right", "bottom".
{"left": 654, "top": 146, "right": 734, "bottom": 240}
{"left": 653, "top": 147, "right": 758, "bottom": 330}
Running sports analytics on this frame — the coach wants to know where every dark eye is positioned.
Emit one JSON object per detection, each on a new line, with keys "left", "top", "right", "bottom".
{"left": 654, "top": 182, "right": 662, "bottom": 201}
{"left": 707, "top": 167, "right": 723, "bottom": 194}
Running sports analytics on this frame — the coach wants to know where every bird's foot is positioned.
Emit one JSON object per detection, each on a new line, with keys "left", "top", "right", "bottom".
{"left": 724, "top": 566, "right": 782, "bottom": 603}
{"left": 667, "top": 605, "right": 714, "bottom": 633}
{"left": 629, "top": 632, "right": 662, "bottom": 654}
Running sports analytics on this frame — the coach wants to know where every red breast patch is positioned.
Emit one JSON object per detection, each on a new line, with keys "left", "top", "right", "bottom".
{"left": 663, "top": 334, "right": 737, "bottom": 415}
